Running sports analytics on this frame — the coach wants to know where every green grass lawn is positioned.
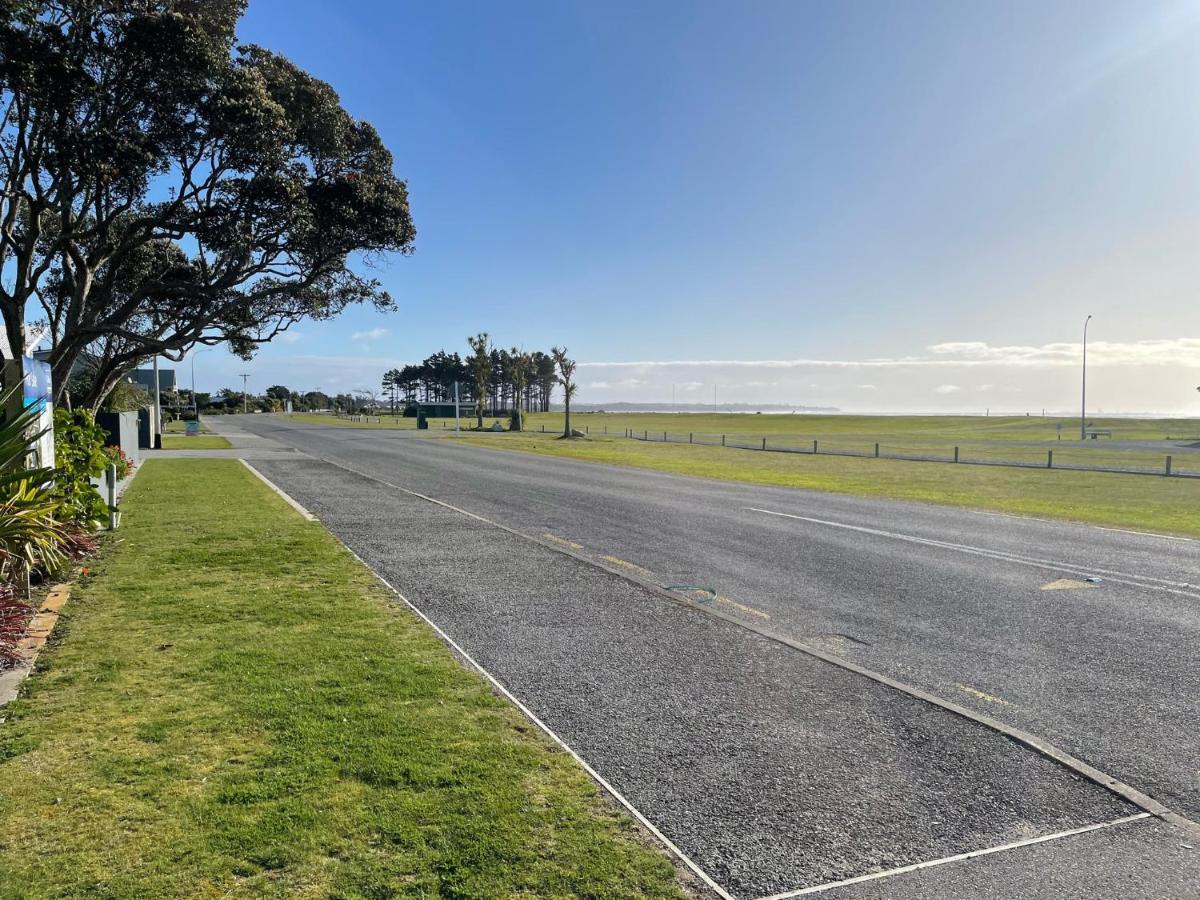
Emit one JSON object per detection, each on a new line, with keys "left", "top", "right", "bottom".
{"left": 521, "top": 411, "right": 1200, "bottom": 442}
{"left": 161, "top": 435, "right": 233, "bottom": 450}
{"left": 513, "top": 412, "right": 1200, "bottom": 474}
{"left": 0, "top": 460, "right": 684, "bottom": 898}
{"left": 450, "top": 431, "right": 1200, "bottom": 538}
{"left": 164, "top": 418, "right": 212, "bottom": 434}
{"left": 286, "top": 412, "right": 495, "bottom": 432}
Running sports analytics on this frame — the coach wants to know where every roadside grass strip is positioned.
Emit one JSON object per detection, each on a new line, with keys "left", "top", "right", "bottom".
{"left": 448, "top": 432, "right": 1200, "bottom": 539}
{"left": 0, "top": 459, "right": 685, "bottom": 898}
{"left": 161, "top": 435, "right": 233, "bottom": 450}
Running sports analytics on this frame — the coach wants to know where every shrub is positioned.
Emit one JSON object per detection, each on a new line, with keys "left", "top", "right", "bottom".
{"left": 102, "top": 445, "right": 135, "bottom": 481}
{"left": 0, "top": 583, "right": 34, "bottom": 668}
{"left": 0, "top": 390, "right": 70, "bottom": 594}
{"left": 52, "top": 407, "right": 108, "bottom": 526}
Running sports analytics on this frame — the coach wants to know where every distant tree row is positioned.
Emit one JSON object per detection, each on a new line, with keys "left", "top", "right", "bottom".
{"left": 382, "top": 337, "right": 580, "bottom": 435}
{"left": 381, "top": 347, "right": 558, "bottom": 414}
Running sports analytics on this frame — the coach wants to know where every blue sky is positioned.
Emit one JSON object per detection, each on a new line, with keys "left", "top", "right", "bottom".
{"left": 191, "top": 0, "right": 1200, "bottom": 413}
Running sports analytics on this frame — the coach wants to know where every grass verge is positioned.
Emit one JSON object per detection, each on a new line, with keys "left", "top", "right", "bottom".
{"left": 0, "top": 459, "right": 684, "bottom": 898}
{"left": 451, "top": 432, "right": 1200, "bottom": 538}
{"left": 161, "top": 435, "right": 232, "bottom": 450}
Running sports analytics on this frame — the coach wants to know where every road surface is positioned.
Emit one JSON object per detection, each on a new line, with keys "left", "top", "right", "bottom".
{"left": 207, "top": 416, "right": 1200, "bottom": 898}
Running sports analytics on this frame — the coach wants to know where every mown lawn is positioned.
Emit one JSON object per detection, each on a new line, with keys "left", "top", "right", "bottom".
{"left": 0, "top": 460, "right": 684, "bottom": 898}
{"left": 520, "top": 411, "right": 1200, "bottom": 443}
{"left": 450, "top": 431, "right": 1200, "bottom": 538}
{"left": 161, "top": 435, "right": 232, "bottom": 450}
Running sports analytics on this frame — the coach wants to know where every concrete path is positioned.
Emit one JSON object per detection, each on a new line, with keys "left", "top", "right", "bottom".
{"left": 141, "top": 416, "right": 303, "bottom": 460}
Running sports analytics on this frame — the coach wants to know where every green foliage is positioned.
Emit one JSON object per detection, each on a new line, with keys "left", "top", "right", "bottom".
{"left": 52, "top": 408, "right": 108, "bottom": 527}
{"left": 101, "top": 446, "right": 134, "bottom": 481}
{"left": 102, "top": 381, "right": 152, "bottom": 413}
{"left": 0, "top": 392, "right": 67, "bottom": 586}
{"left": 1, "top": 1, "right": 416, "bottom": 409}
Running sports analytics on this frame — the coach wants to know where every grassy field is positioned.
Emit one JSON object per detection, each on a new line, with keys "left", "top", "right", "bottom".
{"left": 295, "top": 408, "right": 1200, "bottom": 475}
{"left": 449, "top": 430, "right": 1200, "bottom": 538}
{"left": 0, "top": 460, "right": 684, "bottom": 897}
{"left": 161, "top": 434, "right": 232, "bottom": 450}
{"left": 522, "top": 411, "right": 1200, "bottom": 442}
{"left": 287, "top": 412, "right": 479, "bottom": 431}
{"left": 512, "top": 412, "right": 1200, "bottom": 474}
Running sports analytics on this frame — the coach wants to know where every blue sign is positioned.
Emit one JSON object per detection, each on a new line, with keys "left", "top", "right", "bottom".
{"left": 22, "top": 356, "right": 51, "bottom": 411}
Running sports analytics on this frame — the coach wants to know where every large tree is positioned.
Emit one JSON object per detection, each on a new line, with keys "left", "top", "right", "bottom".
{"left": 0, "top": 1, "right": 416, "bottom": 409}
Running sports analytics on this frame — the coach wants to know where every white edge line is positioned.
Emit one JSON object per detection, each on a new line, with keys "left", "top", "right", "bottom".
{"left": 744, "top": 507, "right": 1200, "bottom": 598}
{"left": 1093, "top": 525, "right": 1195, "bottom": 543}
{"left": 335, "top": 542, "right": 736, "bottom": 900}
{"left": 244, "top": 453, "right": 733, "bottom": 900}
{"left": 240, "top": 459, "right": 317, "bottom": 521}
{"left": 757, "top": 813, "right": 1152, "bottom": 900}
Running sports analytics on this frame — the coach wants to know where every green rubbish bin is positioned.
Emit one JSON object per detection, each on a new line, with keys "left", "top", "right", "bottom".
{"left": 417, "top": 411, "right": 428, "bottom": 430}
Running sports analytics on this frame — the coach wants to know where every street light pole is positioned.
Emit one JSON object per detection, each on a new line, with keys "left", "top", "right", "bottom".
{"left": 1080, "top": 314, "right": 1092, "bottom": 440}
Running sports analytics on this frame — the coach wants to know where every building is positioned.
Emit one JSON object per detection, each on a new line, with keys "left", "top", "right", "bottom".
{"left": 131, "top": 368, "right": 177, "bottom": 393}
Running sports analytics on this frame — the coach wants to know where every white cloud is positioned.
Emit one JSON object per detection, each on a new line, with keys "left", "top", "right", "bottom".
{"left": 934, "top": 384, "right": 961, "bottom": 395}
{"left": 856, "top": 384, "right": 878, "bottom": 391}
{"left": 579, "top": 338, "right": 1200, "bottom": 370}
{"left": 351, "top": 327, "right": 389, "bottom": 343}
{"left": 278, "top": 330, "right": 303, "bottom": 344}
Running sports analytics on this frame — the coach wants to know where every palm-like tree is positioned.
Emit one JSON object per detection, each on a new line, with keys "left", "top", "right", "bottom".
{"left": 467, "top": 333, "right": 492, "bottom": 428}
{"left": 551, "top": 346, "right": 578, "bottom": 438}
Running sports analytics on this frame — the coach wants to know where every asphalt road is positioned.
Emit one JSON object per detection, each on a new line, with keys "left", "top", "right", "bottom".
{"left": 219, "top": 416, "right": 1200, "bottom": 898}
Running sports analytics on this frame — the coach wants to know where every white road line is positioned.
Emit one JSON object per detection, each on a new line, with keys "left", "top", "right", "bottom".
{"left": 248, "top": 450, "right": 732, "bottom": 900}
{"left": 756, "top": 813, "right": 1152, "bottom": 899}
{"left": 745, "top": 507, "right": 1200, "bottom": 600}
{"left": 240, "top": 460, "right": 317, "bottom": 520}
{"left": 332, "top": 542, "right": 736, "bottom": 900}
{"left": 1093, "top": 525, "right": 1195, "bottom": 543}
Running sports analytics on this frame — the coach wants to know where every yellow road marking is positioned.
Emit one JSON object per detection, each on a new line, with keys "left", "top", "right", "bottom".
{"left": 601, "top": 555, "right": 655, "bottom": 578}
{"left": 958, "top": 684, "right": 1011, "bottom": 706}
{"left": 542, "top": 533, "right": 584, "bottom": 550}
{"left": 715, "top": 595, "right": 771, "bottom": 620}
{"left": 1041, "top": 578, "right": 1098, "bottom": 591}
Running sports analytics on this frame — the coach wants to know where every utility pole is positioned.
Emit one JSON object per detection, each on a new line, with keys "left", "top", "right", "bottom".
{"left": 454, "top": 380, "right": 461, "bottom": 434}
{"left": 152, "top": 356, "right": 163, "bottom": 448}
{"left": 1080, "top": 315, "right": 1092, "bottom": 440}
{"left": 239, "top": 373, "right": 251, "bottom": 414}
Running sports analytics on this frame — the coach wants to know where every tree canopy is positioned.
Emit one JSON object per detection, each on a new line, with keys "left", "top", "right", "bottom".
{"left": 0, "top": 0, "right": 416, "bottom": 408}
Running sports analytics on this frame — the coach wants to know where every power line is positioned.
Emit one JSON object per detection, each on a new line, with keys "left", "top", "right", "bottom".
{"left": 239, "top": 373, "right": 251, "bottom": 414}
